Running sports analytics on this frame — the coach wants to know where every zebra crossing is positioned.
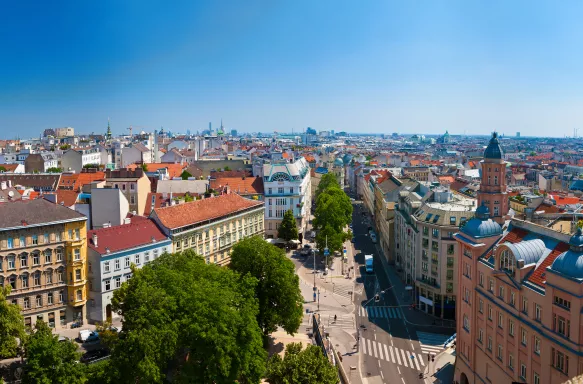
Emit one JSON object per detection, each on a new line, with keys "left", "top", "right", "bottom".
{"left": 325, "top": 314, "right": 354, "bottom": 329}
{"left": 358, "top": 305, "right": 404, "bottom": 320}
{"left": 361, "top": 337, "right": 425, "bottom": 371}
{"left": 331, "top": 282, "right": 353, "bottom": 299}
{"left": 416, "top": 331, "right": 451, "bottom": 355}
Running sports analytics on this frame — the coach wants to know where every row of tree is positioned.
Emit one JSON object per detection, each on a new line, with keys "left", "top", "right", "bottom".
{"left": 313, "top": 173, "right": 353, "bottom": 255}
{"left": 0, "top": 237, "right": 337, "bottom": 383}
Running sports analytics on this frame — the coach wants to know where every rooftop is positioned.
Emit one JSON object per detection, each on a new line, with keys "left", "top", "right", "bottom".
{"left": 0, "top": 198, "right": 86, "bottom": 230}
{"left": 88, "top": 218, "right": 168, "bottom": 255}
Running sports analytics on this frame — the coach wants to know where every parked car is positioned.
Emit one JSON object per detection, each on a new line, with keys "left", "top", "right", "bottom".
{"left": 300, "top": 244, "right": 312, "bottom": 256}
{"left": 84, "top": 331, "right": 100, "bottom": 344}
{"left": 80, "top": 348, "right": 110, "bottom": 364}
{"left": 78, "top": 329, "right": 92, "bottom": 343}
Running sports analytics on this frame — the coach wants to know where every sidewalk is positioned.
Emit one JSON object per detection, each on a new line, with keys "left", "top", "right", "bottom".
{"left": 422, "top": 347, "right": 456, "bottom": 384}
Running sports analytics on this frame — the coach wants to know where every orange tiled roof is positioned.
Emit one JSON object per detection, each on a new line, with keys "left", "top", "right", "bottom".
{"left": 410, "top": 159, "right": 421, "bottom": 166}
{"left": 210, "top": 177, "right": 264, "bottom": 195}
{"left": 303, "top": 155, "right": 316, "bottom": 163}
{"left": 127, "top": 163, "right": 185, "bottom": 179}
{"left": 549, "top": 194, "right": 581, "bottom": 206}
{"left": 528, "top": 242, "right": 570, "bottom": 287}
{"left": 0, "top": 164, "right": 21, "bottom": 172}
{"left": 152, "top": 193, "right": 263, "bottom": 229}
{"left": 438, "top": 175, "right": 455, "bottom": 184}
{"left": 56, "top": 190, "right": 79, "bottom": 206}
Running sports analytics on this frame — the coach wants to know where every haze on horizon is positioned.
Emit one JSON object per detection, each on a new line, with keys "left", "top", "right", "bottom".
{"left": 1, "top": 1, "right": 582, "bottom": 138}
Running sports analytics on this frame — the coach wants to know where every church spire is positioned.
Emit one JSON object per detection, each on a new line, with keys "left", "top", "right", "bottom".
{"left": 106, "top": 118, "right": 112, "bottom": 141}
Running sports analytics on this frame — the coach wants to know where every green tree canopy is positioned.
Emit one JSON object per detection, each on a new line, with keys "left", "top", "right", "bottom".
{"left": 141, "top": 163, "right": 148, "bottom": 172}
{"left": 315, "top": 173, "right": 339, "bottom": 199}
{"left": 82, "top": 163, "right": 99, "bottom": 169}
{"left": 109, "top": 250, "right": 266, "bottom": 383}
{"left": 22, "top": 320, "right": 85, "bottom": 384}
{"left": 230, "top": 237, "right": 303, "bottom": 336}
{"left": 315, "top": 225, "right": 345, "bottom": 256}
{"left": 312, "top": 187, "right": 352, "bottom": 233}
{"left": 0, "top": 166, "right": 7, "bottom": 172}
{"left": 0, "top": 286, "right": 25, "bottom": 359}
{"left": 278, "top": 210, "right": 299, "bottom": 241}
{"left": 46, "top": 167, "right": 62, "bottom": 173}
{"left": 223, "top": 166, "right": 231, "bottom": 171}
{"left": 181, "top": 170, "right": 193, "bottom": 180}
{"left": 265, "top": 343, "right": 338, "bottom": 384}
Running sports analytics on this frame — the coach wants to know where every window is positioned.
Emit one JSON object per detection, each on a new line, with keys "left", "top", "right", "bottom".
{"left": 9, "top": 276, "right": 16, "bottom": 289}
{"left": 56, "top": 232, "right": 61, "bottom": 242}
{"left": 59, "top": 291, "right": 64, "bottom": 303}
{"left": 7, "top": 237, "right": 13, "bottom": 249}
{"left": 522, "top": 297, "right": 528, "bottom": 314}
{"left": 44, "top": 233, "right": 49, "bottom": 243}
{"left": 552, "top": 348, "right": 568, "bottom": 375}
{"left": 278, "top": 187, "right": 284, "bottom": 194}
{"left": 463, "top": 315, "right": 470, "bottom": 332}
{"left": 20, "top": 254, "right": 28, "bottom": 267}
{"left": 533, "top": 372, "right": 540, "bottom": 384}
{"left": 36, "top": 295, "right": 42, "bottom": 307}
{"left": 74, "top": 249, "right": 80, "bottom": 261}
{"left": 447, "top": 244, "right": 455, "bottom": 255}
{"left": 115, "top": 259, "right": 120, "bottom": 270}
{"left": 487, "top": 336, "right": 492, "bottom": 351}
{"left": 488, "top": 305, "right": 493, "bottom": 320}
{"left": 145, "top": 252, "right": 150, "bottom": 262}
{"left": 75, "top": 269, "right": 81, "bottom": 281}
{"left": 104, "top": 262, "right": 110, "bottom": 273}
{"left": 47, "top": 292, "right": 53, "bottom": 305}
{"left": 489, "top": 279, "right": 494, "bottom": 292}
{"left": 46, "top": 271, "right": 52, "bottom": 284}
{"left": 7, "top": 255, "right": 15, "bottom": 269}
{"left": 479, "top": 272, "right": 484, "bottom": 287}
{"left": 497, "top": 344, "right": 503, "bottom": 361}
{"left": 510, "top": 291, "right": 515, "bottom": 306}
{"left": 508, "top": 353, "right": 514, "bottom": 370}
{"left": 23, "top": 297, "right": 30, "bottom": 309}
{"left": 68, "top": 230, "right": 73, "bottom": 240}
{"left": 135, "top": 254, "right": 140, "bottom": 265}
{"left": 554, "top": 296, "right": 571, "bottom": 310}
{"left": 479, "top": 299, "right": 483, "bottom": 313}
{"left": 534, "top": 336, "right": 540, "bottom": 354}
{"left": 20, "top": 236, "right": 25, "bottom": 246}
{"left": 105, "top": 280, "right": 111, "bottom": 291}
{"left": 21, "top": 274, "right": 28, "bottom": 288}
{"left": 478, "top": 328, "right": 483, "bottom": 343}
{"left": 33, "top": 252, "right": 40, "bottom": 265}
{"left": 498, "top": 312, "right": 504, "bottom": 329}
{"left": 432, "top": 228, "right": 439, "bottom": 238}
{"left": 115, "top": 277, "right": 121, "bottom": 289}
{"left": 450, "top": 217, "right": 456, "bottom": 225}
{"left": 521, "top": 328, "right": 527, "bottom": 345}
{"left": 57, "top": 270, "right": 64, "bottom": 282}
{"left": 56, "top": 249, "right": 63, "bottom": 261}
{"left": 32, "top": 235, "right": 38, "bottom": 245}
{"left": 44, "top": 250, "right": 52, "bottom": 264}
{"left": 498, "top": 285, "right": 504, "bottom": 299}
{"left": 553, "top": 314, "right": 570, "bottom": 337}
{"left": 76, "top": 289, "right": 82, "bottom": 301}
{"left": 125, "top": 257, "right": 130, "bottom": 268}
{"left": 33, "top": 272, "right": 41, "bottom": 286}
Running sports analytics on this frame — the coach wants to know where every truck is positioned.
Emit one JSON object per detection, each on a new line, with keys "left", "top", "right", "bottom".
{"left": 365, "top": 254, "right": 374, "bottom": 273}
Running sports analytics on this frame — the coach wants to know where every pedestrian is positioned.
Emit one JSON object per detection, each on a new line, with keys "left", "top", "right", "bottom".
{"left": 334, "top": 314, "right": 337, "bottom": 323}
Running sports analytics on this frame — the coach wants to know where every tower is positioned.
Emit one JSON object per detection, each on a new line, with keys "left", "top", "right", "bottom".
{"left": 478, "top": 132, "right": 508, "bottom": 224}
{"left": 106, "top": 118, "right": 112, "bottom": 142}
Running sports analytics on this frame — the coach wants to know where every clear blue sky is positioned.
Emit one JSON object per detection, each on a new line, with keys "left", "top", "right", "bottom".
{"left": 1, "top": 1, "right": 583, "bottom": 138}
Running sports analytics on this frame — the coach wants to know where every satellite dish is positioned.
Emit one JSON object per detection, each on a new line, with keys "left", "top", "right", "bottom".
{"left": 8, "top": 191, "right": 14, "bottom": 197}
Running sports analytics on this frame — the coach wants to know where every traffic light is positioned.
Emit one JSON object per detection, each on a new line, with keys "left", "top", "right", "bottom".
{"left": 374, "top": 294, "right": 380, "bottom": 303}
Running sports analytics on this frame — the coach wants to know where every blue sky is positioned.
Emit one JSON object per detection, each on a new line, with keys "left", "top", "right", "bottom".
{"left": 1, "top": 1, "right": 582, "bottom": 138}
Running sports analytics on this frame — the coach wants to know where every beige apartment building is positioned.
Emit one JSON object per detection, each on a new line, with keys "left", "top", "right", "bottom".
{"left": 105, "top": 168, "right": 151, "bottom": 215}
{"left": 150, "top": 192, "right": 265, "bottom": 265}
{"left": 0, "top": 199, "right": 88, "bottom": 328}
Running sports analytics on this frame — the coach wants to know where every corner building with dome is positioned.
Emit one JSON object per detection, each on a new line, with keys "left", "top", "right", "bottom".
{"left": 454, "top": 133, "right": 583, "bottom": 384}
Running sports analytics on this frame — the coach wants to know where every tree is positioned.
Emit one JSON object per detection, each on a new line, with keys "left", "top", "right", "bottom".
{"left": 83, "top": 163, "right": 99, "bottom": 169}
{"left": 315, "top": 225, "right": 345, "bottom": 257}
{"left": 22, "top": 320, "right": 85, "bottom": 384}
{"left": 85, "top": 359, "right": 114, "bottom": 384}
{"left": 278, "top": 210, "right": 299, "bottom": 241}
{"left": 141, "top": 163, "right": 148, "bottom": 172}
{"left": 46, "top": 167, "right": 62, "bottom": 173}
{"left": 230, "top": 237, "right": 303, "bottom": 337}
{"left": 109, "top": 250, "right": 266, "bottom": 383}
{"left": 223, "top": 166, "right": 232, "bottom": 171}
{"left": 184, "top": 192, "right": 194, "bottom": 202}
{"left": 0, "top": 166, "right": 6, "bottom": 172}
{"left": 265, "top": 343, "right": 338, "bottom": 384}
{"left": 59, "top": 144, "right": 71, "bottom": 150}
{"left": 312, "top": 187, "right": 352, "bottom": 234}
{"left": 315, "top": 173, "right": 339, "bottom": 199}
{"left": 181, "top": 170, "right": 192, "bottom": 180}
{"left": 0, "top": 286, "right": 25, "bottom": 359}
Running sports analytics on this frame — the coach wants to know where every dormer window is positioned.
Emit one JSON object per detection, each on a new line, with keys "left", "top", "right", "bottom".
{"left": 499, "top": 249, "right": 515, "bottom": 274}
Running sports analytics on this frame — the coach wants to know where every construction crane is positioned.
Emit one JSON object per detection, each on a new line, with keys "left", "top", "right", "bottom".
{"left": 127, "top": 125, "right": 147, "bottom": 138}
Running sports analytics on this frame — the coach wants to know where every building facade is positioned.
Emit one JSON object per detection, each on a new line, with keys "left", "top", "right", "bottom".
{"left": 0, "top": 199, "right": 88, "bottom": 329}
{"left": 150, "top": 193, "right": 265, "bottom": 266}
{"left": 104, "top": 168, "right": 151, "bottom": 215}
{"left": 86, "top": 217, "right": 171, "bottom": 323}
{"left": 263, "top": 158, "right": 311, "bottom": 239}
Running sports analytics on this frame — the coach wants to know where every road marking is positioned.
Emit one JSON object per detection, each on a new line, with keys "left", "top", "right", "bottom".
{"left": 400, "top": 349, "right": 408, "bottom": 367}
{"left": 397, "top": 367, "right": 401, "bottom": 374}
{"left": 389, "top": 345, "right": 395, "bottom": 363}
{"left": 361, "top": 338, "right": 366, "bottom": 354}
{"left": 372, "top": 339, "right": 378, "bottom": 358}
{"left": 401, "top": 377, "right": 406, "bottom": 384}
{"left": 367, "top": 339, "right": 372, "bottom": 355}
{"left": 378, "top": 360, "right": 381, "bottom": 368}
{"left": 418, "top": 353, "right": 425, "bottom": 366}
{"left": 411, "top": 343, "right": 415, "bottom": 350}
{"left": 380, "top": 371, "right": 384, "bottom": 379}
{"left": 394, "top": 346, "right": 401, "bottom": 365}
{"left": 384, "top": 345, "right": 390, "bottom": 363}
{"left": 411, "top": 353, "right": 420, "bottom": 370}
{"left": 377, "top": 342, "right": 384, "bottom": 360}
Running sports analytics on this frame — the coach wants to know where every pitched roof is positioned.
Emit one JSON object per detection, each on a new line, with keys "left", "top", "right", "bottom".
{"left": 59, "top": 171, "right": 105, "bottom": 191}
{"left": 54, "top": 190, "right": 79, "bottom": 207}
{"left": 0, "top": 164, "right": 21, "bottom": 172}
{"left": 0, "top": 198, "right": 85, "bottom": 230}
{"left": 0, "top": 174, "right": 61, "bottom": 190}
{"left": 127, "top": 163, "right": 186, "bottom": 179}
{"left": 528, "top": 242, "right": 570, "bottom": 287}
{"left": 210, "top": 177, "right": 264, "bottom": 195}
{"left": 87, "top": 218, "right": 167, "bottom": 254}
{"left": 152, "top": 193, "right": 264, "bottom": 230}
{"left": 143, "top": 192, "right": 200, "bottom": 215}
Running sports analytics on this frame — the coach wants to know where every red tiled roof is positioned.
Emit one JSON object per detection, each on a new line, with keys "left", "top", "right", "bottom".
{"left": 210, "top": 177, "right": 264, "bottom": 195}
{"left": 0, "top": 164, "right": 21, "bottom": 172}
{"left": 56, "top": 190, "right": 79, "bottom": 207}
{"left": 87, "top": 218, "right": 167, "bottom": 254}
{"left": 143, "top": 192, "right": 200, "bottom": 216}
{"left": 549, "top": 194, "right": 581, "bottom": 206}
{"left": 127, "top": 163, "right": 185, "bottom": 179}
{"left": 58, "top": 171, "right": 105, "bottom": 191}
{"left": 152, "top": 193, "right": 264, "bottom": 229}
{"left": 303, "top": 155, "right": 316, "bottom": 163}
{"left": 528, "top": 242, "right": 570, "bottom": 287}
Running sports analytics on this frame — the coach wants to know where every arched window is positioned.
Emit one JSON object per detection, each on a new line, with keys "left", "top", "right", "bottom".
{"left": 271, "top": 172, "right": 291, "bottom": 182}
{"left": 500, "top": 249, "right": 515, "bottom": 274}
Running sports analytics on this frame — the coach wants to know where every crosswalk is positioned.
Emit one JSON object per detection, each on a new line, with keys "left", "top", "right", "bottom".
{"left": 331, "top": 282, "right": 354, "bottom": 299}
{"left": 416, "top": 331, "right": 451, "bottom": 355}
{"left": 325, "top": 314, "right": 354, "bottom": 329}
{"left": 361, "top": 337, "right": 425, "bottom": 371}
{"left": 358, "top": 305, "right": 404, "bottom": 320}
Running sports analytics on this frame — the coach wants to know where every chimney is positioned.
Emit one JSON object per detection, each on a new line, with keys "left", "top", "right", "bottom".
{"left": 225, "top": 185, "right": 231, "bottom": 195}
{"left": 92, "top": 233, "right": 98, "bottom": 247}
{"left": 0, "top": 181, "right": 6, "bottom": 190}
{"left": 105, "top": 247, "right": 110, "bottom": 254}
{"left": 151, "top": 236, "right": 156, "bottom": 243}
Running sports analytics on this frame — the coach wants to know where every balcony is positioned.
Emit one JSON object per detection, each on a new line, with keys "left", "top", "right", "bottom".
{"left": 431, "top": 271, "right": 438, "bottom": 277}
{"left": 417, "top": 277, "right": 440, "bottom": 289}
{"left": 431, "top": 259, "right": 438, "bottom": 265}
{"left": 422, "top": 255, "right": 429, "bottom": 261}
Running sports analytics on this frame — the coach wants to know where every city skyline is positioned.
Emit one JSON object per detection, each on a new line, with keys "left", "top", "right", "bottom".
{"left": 1, "top": 1, "right": 583, "bottom": 138}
